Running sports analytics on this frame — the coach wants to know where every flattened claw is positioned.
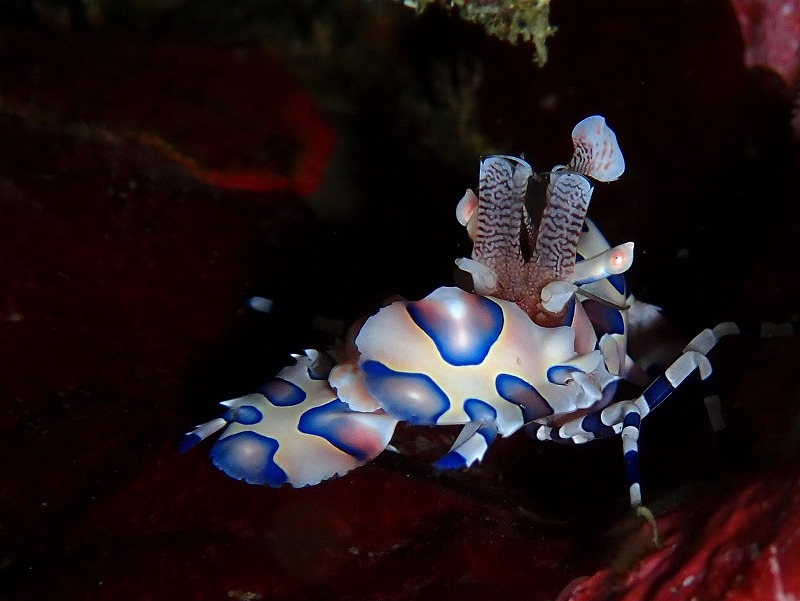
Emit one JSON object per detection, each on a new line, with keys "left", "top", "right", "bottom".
{"left": 211, "top": 394, "right": 398, "bottom": 487}
{"left": 195, "top": 354, "right": 399, "bottom": 487}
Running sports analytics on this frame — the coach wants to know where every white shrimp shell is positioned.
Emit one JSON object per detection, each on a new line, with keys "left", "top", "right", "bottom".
{"left": 335, "top": 287, "right": 605, "bottom": 438}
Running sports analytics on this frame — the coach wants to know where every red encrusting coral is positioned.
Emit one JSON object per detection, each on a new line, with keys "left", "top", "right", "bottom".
{"left": 558, "top": 465, "right": 800, "bottom": 600}
{"left": 731, "top": 0, "right": 800, "bottom": 88}
{"left": 730, "top": 0, "right": 800, "bottom": 138}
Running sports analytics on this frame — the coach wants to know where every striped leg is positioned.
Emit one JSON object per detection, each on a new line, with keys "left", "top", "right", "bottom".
{"left": 597, "top": 349, "right": 714, "bottom": 509}
{"left": 434, "top": 420, "right": 499, "bottom": 470}
{"left": 682, "top": 321, "right": 799, "bottom": 431}
{"left": 531, "top": 320, "right": 799, "bottom": 510}
{"left": 183, "top": 352, "right": 399, "bottom": 487}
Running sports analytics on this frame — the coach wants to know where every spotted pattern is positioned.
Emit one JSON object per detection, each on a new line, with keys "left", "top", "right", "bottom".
{"left": 257, "top": 377, "right": 307, "bottom": 407}
{"left": 547, "top": 365, "right": 582, "bottom": 385}
{"left": 223, "top": 404, "right": 262, "bottom": 425}
{"left": 495, "top": 373, "right": 554, "bottom": 421}
{"left": 362, "top": 360, "right": 450, "bottom": 424}
{"left": 188, "top": 122, "right": 648, "bottom": 493}
{"left": 406, "top": 290, "right": 504, "bottom": 366}
{"left": 464, "top": 398, "right": 497, "bottom": 422}
{"left": 298, "top": 399, "right": 385, "bottom": 462}
{"left": 210, "top": 431, "right": 288, "bottom": 487}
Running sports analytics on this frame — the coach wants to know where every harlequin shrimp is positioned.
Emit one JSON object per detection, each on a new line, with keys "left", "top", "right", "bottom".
{"left": 183, "top": 116, "right": 798, "bottom": 518}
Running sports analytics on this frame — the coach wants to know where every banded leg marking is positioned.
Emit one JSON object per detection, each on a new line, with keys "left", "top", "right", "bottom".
{"left": 434, "top": 420, "right": 499, "bottom": 470}
{"left": 531, "top": 320, "right": 798, "bottom": 508}
{"left": 621, "top": 405, "right": 643, "bottom": 507}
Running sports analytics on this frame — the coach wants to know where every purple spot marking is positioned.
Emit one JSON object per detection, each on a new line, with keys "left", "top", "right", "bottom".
{"left": 496, "top": 373, "right": 554, "bottom": 421}
{"left": 210, "top": 431, "right": 288, "bottom": 487}
{"left": 362, "top": 360, "right": 449, "bottom": 424}
{"left": 546, "top": 365, "right": 582, "bottom": 385}
{"left": 298, "top": 399, "right": 383, "bottom": 462}
{"left": 222, "top": 404, "right": 262, "bottom": 425}
{"left": 257, "top": 377, "right": 306, "bottom": 406}
{"left": 406, "top": 291, "right": 503, "bottom": 366}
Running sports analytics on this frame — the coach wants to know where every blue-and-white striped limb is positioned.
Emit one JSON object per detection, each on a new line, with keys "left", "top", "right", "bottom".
{"left": 530, "top": 320, "right": 799, "bottom": 508}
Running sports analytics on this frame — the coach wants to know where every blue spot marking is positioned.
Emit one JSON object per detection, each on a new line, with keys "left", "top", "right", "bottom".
{"left": 608, "top": 273, "right": 626, "bottom": 296}
{"left": 406, "top": 294, "right": 503, "bottom": 366}
{"left": 210, "top": 431, "right": 288, "bottom": 487}
{"left": 434, "top": 452, "right": 467, "bottom": 470}
{"left": 362, "top": 360, "right": 449, "bottom": 424}
{"left": 257, "top": 377, "right": 306, "bottom": 407}
{"left": 547, "top": 365, "right": 581, "bottom": 385}
{"left": 642, "top": 375, "right": 674, "bottom": 408}
{"left": 464, "top": 398, "right": 497, "bottom": 423}
{"left": 297, "top": 399, "right": 373, "bottom": 462}
{"left": 496, "top": 373, "right": 553, "bottom": 421}
{"left": 223, "top": 404, "right": 262, "bottom": 425}
{"left": 623, "top": 412, "right": 641, "bottom": 429}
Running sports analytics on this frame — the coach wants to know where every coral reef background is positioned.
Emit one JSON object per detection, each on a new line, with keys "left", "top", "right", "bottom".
{"left": 1, "top": 1, "right": 799, "bottom": 599}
